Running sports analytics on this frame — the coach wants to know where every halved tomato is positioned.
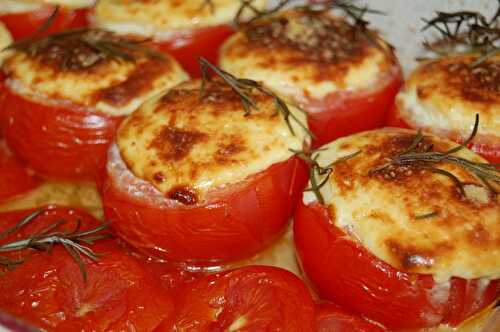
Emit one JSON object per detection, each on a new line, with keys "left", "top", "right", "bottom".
{"left": 101, "top": 145, "right": 308, "bottom": 265}
{"left": 0, "top": 206, "right": 174, "bottom": 332}
{"left": 316, "top": 302, "right": 386, "bottom": 332}
{"left": 0, "top": 5, "right": 89, "bottom": 41}
{"left": 2, "top": 87, "right": 123, "bottom": 181}
{"left": 294, "top": 202, "right": 499, "bottom": 330}
{"left": 387, "top": 104, "right": 500, "bottom": 164}
{"left": 159, "top": 266, "right": 316, "bottom": 331}
{"left": 306, "top": 68, "right": 403, "bottom": 148}
{"left": 154, "top": 24, "right": 234, "bottom": 78}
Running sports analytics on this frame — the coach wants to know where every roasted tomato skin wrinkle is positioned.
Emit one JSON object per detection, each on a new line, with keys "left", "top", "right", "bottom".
{"left": 0, "top": 6, "right": 89, "bottom": 41}
{"left": 0, "top": 207, "right": 174, "bottom": 332}
{"left": 294, "top": 202, "right": 500, "bottom": 330}
{"left": 2, "top": 88, "right": 123, "bottom": 181}
{"left": 102, "top": 155, "right": 308, "bottom": 264}
{"left": 154, "top": 24, "right": 234, "bottom": 78}
{"left": 307, "top": 69, "right": 403, "bottom": 148}
{"left": 160, "top": 266, "right": 317, "bottom": 332}
{"left": 316, "top": 302, "right": 386, "bottom": 332}
{"left": 386, "top": 104, "right": 500, "bottom": 164}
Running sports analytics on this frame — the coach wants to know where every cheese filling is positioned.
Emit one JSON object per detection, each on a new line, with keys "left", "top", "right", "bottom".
{"left": 116, "top": 79, "right": 309, "bottom": 203}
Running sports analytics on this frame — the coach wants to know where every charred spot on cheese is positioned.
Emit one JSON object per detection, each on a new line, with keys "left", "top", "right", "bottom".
{"left": 395, "top": 55, "right": 499, "bottom": 142}
{"left": 304, "top": 128, "right": 499, "bottom": 282}
{"left": 167, "top": 185, "right": 198, "bottom": 205}
{"left": 220, "top": 9, "right": 398, "bottom": 101}
{"left": 117, "top": 79, "right": 308, "bottom": 202}
{"left": 2, "top": 29, "right": 188, "bottom": 116}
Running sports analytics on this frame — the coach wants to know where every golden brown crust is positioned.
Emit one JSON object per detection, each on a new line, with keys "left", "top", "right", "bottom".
{"left": 117, "top": 79, "right": 308, "bottom": 201}
{"left": 307, "top": 128, "right": 499, "bottom": 281}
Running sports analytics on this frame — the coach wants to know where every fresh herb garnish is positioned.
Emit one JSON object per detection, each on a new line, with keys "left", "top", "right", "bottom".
{"left": 198, "top": 57, "right": 313, "bottom": 138}
{"left": 0, "top": 208, "right": 113, "bottom": 281}
{"left": 370, "top": 115, "right": 500, "bottom": 197}
{"left": 293, "top": 148, "right": 361, "bottom": 204}
{"left": 414, "top": 211, "right": 440, "bottom": 220}
{"left": 420, "top": 2, "right": 500, "bottom": 67}
{"left": 4, "top": 28, "right": 166, "bottom": 70}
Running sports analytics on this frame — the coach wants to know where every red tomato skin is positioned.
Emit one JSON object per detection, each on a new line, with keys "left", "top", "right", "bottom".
{"left": 0, "top": 207, "right": 173, "bottom": 332}
{"left": 2, "top": 88, "right": 123, "bottom": 181}
{"left": 0, "top": 6, "right": 89, "bottom": 41}
{"left": 101, "top": 156, "right": 308, "bottom": 265}
{"left": 161, "top": 266, "right": 317, "bottom": 332}
{"left": 154, "top": 24, "right": 234, "bottom": 78}
{"left": 306, "top": 68, "right": 403, "bottom": 148}
{"left": 387, "top": 104, "right": 500, "bottom": 164}
{"left": 294, "top": 202, "right": 499, "bottom": 330}
{"left": 316, "top": 303, "right": 386, "bottom": 332}
{"left": 0, "top": 142, "right": 41, "bottom": 202}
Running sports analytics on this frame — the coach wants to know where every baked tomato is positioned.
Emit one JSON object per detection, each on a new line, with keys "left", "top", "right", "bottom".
{"left": 0, "top": 5, "right": 89, "bottom": 41}
{"left": 307, "top": 69, "right": 403, "bottom": 148}
{"left": 387, "top": 105, "right": 500, "bottom": 164}
{"left": 159, "top": 266, "right": 316, "bottom": 331}
{"left": 155, "top": 24, "right": 234, "bottom": 78}
{"left": 0, "top": 141, "right": 40, "bottom": 202}
{"left": 2, "top": 87, "right": 123, "bottom": 181}
{"left": 101, "top": 145, "right": 308, "bottom": 265}
{"left": 316, "top": 302, "right": 386, "bottom": 332}
{"left": 294, "top": 202, "right": 500, "bottom": 330}
{"left": 0, "top": 206, "right": 174, "bottom": 332}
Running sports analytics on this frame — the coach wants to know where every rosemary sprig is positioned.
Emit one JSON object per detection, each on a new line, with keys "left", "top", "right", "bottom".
{"left": 198, "top": 57, "right": 313, "bottom": 138}
{"left": 4, "top": 28, "right": 166, "bottom": 70}
{"left": 235, "top": 0, "right": 295, "bottom": 26}
{"left": 293, "top": 148, "right": 361, "bottom": 204}
{"left": 414, "top": 211, "right": 440, "bottom": 220}
{"left": 0, "top": 209, "right": 113, "bottom": 281}
{"left": 370, "top": 115, "right": 500, "bottom": 197}
{"left": 420, "top": 2, "right": 500, "bottom": 67}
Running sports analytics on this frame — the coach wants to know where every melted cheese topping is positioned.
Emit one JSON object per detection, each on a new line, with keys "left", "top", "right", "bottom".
{"left": 0, "top": 23, "right": 12, "bottom": 66}
{"left": 303, "top": 128, "right": 499, "bottom": 282}
{"left": 2, "top": 38, "right": 188, "bottom": 116}
{"left": 0, "top": 0, "right": 94, "bottom": 13}
{"left": 117, "top": 79, "right": 308, "bottom": 202}
{"left": 93, "top": 0, "right": 267, "bottom": 40}
{"left": 396, "top": 55, "right": 499, "bottom": 145}
{"left": 220, "top": 10, "right": 399, "bottom": 102}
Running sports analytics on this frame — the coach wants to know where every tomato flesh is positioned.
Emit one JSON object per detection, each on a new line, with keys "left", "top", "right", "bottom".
{"left": 0, "top": 6, "right": 89, "bottom": 41}
{"left": 0, "top": 206, "right": 174, "bottom": 332}
{"left": 101, "top": 148, "right": 308, "bottom": 264}
{"left": 306, "top": 68, "right": 403, "bottom": 147}
{"left": 154, "top": 24, "right": 234, "bottom": 77}
{"left": 160, "top": 266, "right": 316, "bottom": 332}
{"left": 294, "top": 202, "right": 499, "bottom": 330}
{"left": 387, "top": 104, "right": 500, "bottom": 164}
{"left": 2, "top": 87, "right": 123, "bottom": 181}
{"left": 316, "top": 302, "right": 386, "bottom": 332}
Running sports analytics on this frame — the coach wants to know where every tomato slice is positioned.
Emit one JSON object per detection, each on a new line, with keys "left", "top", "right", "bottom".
{"left": 0, "top": 141, "right": 40, "bottom": 202}
{"left": 387, "top": 104, "right": 500, "bottom": 164}
{"left": 0, "top": 206, "right": 174, "bottom": 332}
{"left": 154, "top": 24, "right": 234, "bottom": 78}
{"left": 306, "top": 67, "right": 403, "bottom": 148}
{"left": 101, "top": 145, "right": 308, "bottom": 265}
{"left": 316, "top": 302, "right": 386, "bottom": 332}
{"left": 0, "top": 6, "right": 89, "bottom": 41}
{"left": 294, "top": 202, "right": 499, "bottom": 330}
{"left": 2, "top": 87, "right": 123, "bottom": 181}
{"left": 159, "top": 266, "right": 316, "bottom": 331}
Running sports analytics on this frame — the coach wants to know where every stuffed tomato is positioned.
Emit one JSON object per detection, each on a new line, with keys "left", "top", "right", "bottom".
{"left": 294, "top": 128, "right": 499, "bottom": 330}
{"left": 220, "top": 5, "right": 402, "bottom": 147}
{"left": 101, "top": 76, "right": 310, "bottom": 265}
{"left": 1, "top": 28, "right": 188, "bottom": 181}
{"left": 0, "top": 206, "right": 174, "bottom": 332}
{"left": 0, "top": 0, "right": 94, "bottom": 40}
{"left": 389, "top": 54, "right": 500, "bottom": 164}
{"left": 92, "top": 0, "right": 267, "bottom": 77}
